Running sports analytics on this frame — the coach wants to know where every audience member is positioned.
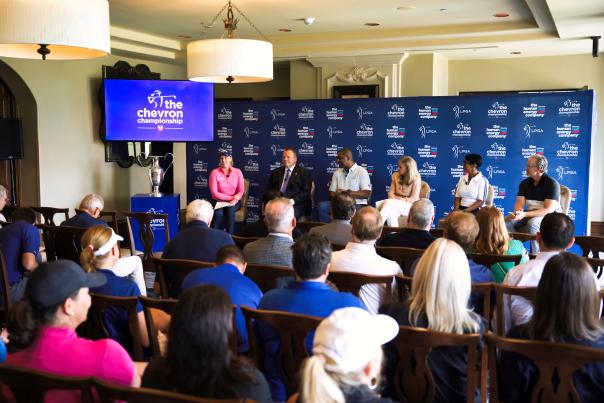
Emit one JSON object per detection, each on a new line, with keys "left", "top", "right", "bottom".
{"left": 0, "top": 208, "right": 39, "bottom": 302}
{"left": 376, "top": 155, "right": 421, "bottom": 227}
{"left": 243, "top": 197, "right": 296, "bottom": 267}
{"left": 380, "top": 238, "right": 484, "bottom": 403}
{"left": 163, "top": 199, "right": 234, "bottom": 262}
{"left": 296, "top": 307, "right": 399, "bottom": 403}
{"left": 503, "top": 212, "right": 576, "bottom": 332}
{"left": 330, "top": 206, "right": 402, "bottom": 314}
{"left": 62, "top": 193, "right": 107, "bottom": 228}
{"left": 180, "top": 245, "right": 262, "bottom": 352}
{"left": 475, "top": 206, "right": 528, "bottom": 283}
{"left": 0, "top": 184, "right": 9, "bottom": 224}
{"left": 379, "top": 198, "right": 436, "bottom": 249}
{"left": 258, "top": 234, "right": 365, "bottom": 401}
{"left": 6, "top": 260, "right": 139, "bottom": 403}
{"left": 500, "top": 252, "right": 604, "bottom": 403}
{"left": 309, "top": 192, "right": 355, "bottom": 245}
{"left": 80, "top": 225, "right": 150, "bottom": 355}
{"left": 267, "top": 148, "right": 313, "bottom": 220}
{"left": 142, "top": 285, "right": 271, "bottom": 402}
{"left": 239, "top": 189, "right": 302, "bottom": 239}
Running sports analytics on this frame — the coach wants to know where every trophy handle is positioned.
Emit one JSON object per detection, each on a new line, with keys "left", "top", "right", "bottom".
{"left": 162, "top": 153, "right": 174, "bottom": 173}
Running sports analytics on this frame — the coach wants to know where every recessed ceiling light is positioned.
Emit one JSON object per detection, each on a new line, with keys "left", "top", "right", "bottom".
{"left": 494, "top": 12, "right": 510, "bottom": 18}
{"left": 278, "top": 28, "right": 292, "bottom": 32}
{"left": 397, "top": 6, "right": 416, "bottom": 11}
{"left": 440, "top": 8, "right": 447, "bottom": 12}
{"left": 365, "top": 22, "right": 380, "bottom": 27}
{"left": 177, "top": 34, "right": 192, "bottom": 39}
{"left": 510, "top": 51, "right": 522, "bottom": 55}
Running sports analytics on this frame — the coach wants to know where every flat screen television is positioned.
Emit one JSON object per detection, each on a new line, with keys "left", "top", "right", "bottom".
{"left": 104, "top": 79, "right": 214, "bottom": 142}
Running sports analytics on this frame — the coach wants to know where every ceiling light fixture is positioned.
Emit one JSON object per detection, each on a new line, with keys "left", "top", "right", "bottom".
{"left": 0, "top": 0, "right": 110, "bottom": 60}
{"left": 278, "top": 28, "right": 292, "bottom": 32}
{"left": 494, "top": 12, "right": 510, "bottom": 18}
{"left": 187, "top": 1, "right": 273, "bottom": 83}
{"left": 365, "top": 22, "right": 380, "bottom": 27}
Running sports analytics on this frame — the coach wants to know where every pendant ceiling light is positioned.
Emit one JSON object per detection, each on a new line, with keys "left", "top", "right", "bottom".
{"left": 187, "top": 1, "right": 273, "bottom": 83}
{"left": 0, "top": 0, "right": 110, "bottom": 60}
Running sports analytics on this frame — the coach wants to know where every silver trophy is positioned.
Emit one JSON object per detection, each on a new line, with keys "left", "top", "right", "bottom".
{"left": 148, "top": 153, "right": 174, "bottom": 196}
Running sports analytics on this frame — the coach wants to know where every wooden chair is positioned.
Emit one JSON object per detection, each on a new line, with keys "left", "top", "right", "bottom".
{"left": 394, "top": 275, "right": 413, "bottom": 302}
{"left": 429, "top": 228, "right": 444, "bottom": 238}
{"left": 509, "top": 232, "right": 537, "bottom": 243}
{"left": 232, "top": 235, "right": 260, "bottom": 249}
{"left": 241, "top": 306, "right": 322, "bottom": 398}
{"left": 38, "top": 224, "right": 87, "bottom": 263}
{"left": 125, "top": 212, "right": 170, "bottom": 270}
{"left": 93, "top": 378, "right": 252, "bottom": 403}
{"left": 575, "top": 235, "right": 604, "bottom": 258}
{"left": 467, "top": 253, "right": 523, "bottom": 268}
{"left": 390, "top": 325, "right": 483, "bottom": 403}
{"left": 296, "top": 220, "right": 325, "bottom": 233}
{"left": 31, "top": 206, "right": 70, "bottom": 226}
{"left": 376, "top": 246, "right": 424, "bottom": 276}
{"left": 235, "top": 178, "right": 251, "bottom": 224}
{"left": 327, "top": 271, "right": 393, "bottom": 299}
{"left": 179, "top": 208, "right": 187, "bottom": 231}
{"left": 331, "top": 243, "right": 346, "bottom": 251}
{"left": 381, "top": 225, "right": 402, "bottom": 237}
{"left": 244, "top": 264, "right": 295, "bottom": 293}
{"left": 494, "top": 284, "right": 538, "bottom": 336}
{"left": 79, "top": 293, "right": 144, "bottom": 361}
{"left": 586, "top": 257, "right": 604, "bottom": 279}
{"left": 0, "top": 365, "right": 93, "bottom": 402}
{"left": 485, "top": 332, "right": 604, "bottom": 403}
{"left": 139, "top": 296, "right": 177, "bottom": 359}
{"left": 559, "top": 184, "right": 571, "bottom": 215}
{"left": 0, "top": 250, "right": 12, "bottom": 325}
{"left": 74, "top": 208, "right": 119, "bottom": 233}
{"left": 153, "top": 257, "right": 214, "bottom": 298}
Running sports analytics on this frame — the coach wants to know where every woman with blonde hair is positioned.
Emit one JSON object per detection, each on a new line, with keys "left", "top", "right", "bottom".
{"left": 80, "top": 225, "right": 150, "bottom": 356}
{"left": 380, "top": 238, "right": 483, "bottom": 402}
{"left": 475, "top": 206, "right": 528, "bottom": 283}
{"left": 294, "top": 307, "right": 399, "bottom": 403}
{"left": 376, "top": 156, "right": 421, "bottom": 227}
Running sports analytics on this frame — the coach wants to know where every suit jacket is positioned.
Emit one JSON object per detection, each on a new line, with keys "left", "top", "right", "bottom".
{"left": 379, "top": 228, "right": 436, "bottom": 249}
{"left": 267, "top": 165, "right": 312, "bottom": 217}
{"left": 309, "top": 220, "right": 352, "bottom": 246}
{"left": 162, "top": 220, "right": 234, "bottom": 262}
{"left": 243, "top": 234, "right": 294, "bottom": 267}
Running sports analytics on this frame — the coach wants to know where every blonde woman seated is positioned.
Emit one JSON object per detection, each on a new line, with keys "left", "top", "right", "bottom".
{"left": 291, "top": 307, "right": 399, "bottom": 403}
{"left": 475, "top": 206, "right": 528, "bottom": 283}
{"left": 379, "top": 238, "right": 484, "bottom": 403}
{"left": 376, "top": 156, "right": 421, "bottom": 227}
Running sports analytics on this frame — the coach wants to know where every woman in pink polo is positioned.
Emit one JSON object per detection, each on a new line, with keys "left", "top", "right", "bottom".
{"left": 209, "top": 149, "right": 245, "bottom": 234}
{"left": 5, "top": 260, "right": 138, "bottom": 402}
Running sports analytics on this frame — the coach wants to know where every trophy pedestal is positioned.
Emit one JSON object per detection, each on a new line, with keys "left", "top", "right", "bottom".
{"left": 130, "top": 193, "right": 180, "bottom": 253}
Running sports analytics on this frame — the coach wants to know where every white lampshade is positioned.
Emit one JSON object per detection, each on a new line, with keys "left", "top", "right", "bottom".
{"left": 187, "top": 38, "right": 273, "bottom": 83}
{"left": 0, "top": 0, "right": 110, "bottom": 60}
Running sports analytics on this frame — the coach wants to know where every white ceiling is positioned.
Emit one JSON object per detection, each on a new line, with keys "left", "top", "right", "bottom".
{"left": 107, "top": 0, "right": 604, "bottom": 61}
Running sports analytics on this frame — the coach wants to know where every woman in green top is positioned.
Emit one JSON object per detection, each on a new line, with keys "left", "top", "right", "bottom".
{"left": 475, "top": 206, "right": 529, "bottom": 283}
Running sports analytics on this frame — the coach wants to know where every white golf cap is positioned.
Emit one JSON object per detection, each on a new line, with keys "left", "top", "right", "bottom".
{"left": 312, "top": 307, "right": 399, "bottom": 374}
{"left": 93, "top": 228, "right": 123, "bottom": 256}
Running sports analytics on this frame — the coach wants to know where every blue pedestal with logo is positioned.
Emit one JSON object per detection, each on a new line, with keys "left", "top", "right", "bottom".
{"left": 130, "top": 193, "right": 180, "bottom": 253}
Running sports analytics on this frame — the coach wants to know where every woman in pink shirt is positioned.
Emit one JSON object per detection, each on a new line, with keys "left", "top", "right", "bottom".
{"left": 209, "top": 149, "right": 245, "bottom": 234}
{"left": 5, "top": 260, "right": 139, "bottom": 403}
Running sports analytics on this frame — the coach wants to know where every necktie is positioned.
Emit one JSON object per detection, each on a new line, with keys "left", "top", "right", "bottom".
{"left": 280, "top": 168, "right": 291, "bottom": 193}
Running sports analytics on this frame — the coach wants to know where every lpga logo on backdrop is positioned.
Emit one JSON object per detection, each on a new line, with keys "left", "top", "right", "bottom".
{"left": 556, "top": 123, "right": 580, "bottom": 138}
{"left": 356, "top": 123, "right": 374, "bottom": 137}
{"left": 419, "top": 105, "right": 438, "bottom": 119}
{"left": 386, "top": 164, "right": 396, "bottom": 177}
{"left": 452, "top": 123, "right": 472, "bottom": 138}
{"left": 556, "top": 142, "right": 579, "bottom": 159}
{"left": 357, "top": 107, "right": 373, "bottom": 119}
{"left": 326, "top": 126, "right": 343, "bottom": 138}
{"left": 356, "top": 145, "right": 373, "bottom": 158}
{"left": 558, "top": 99, "right": 581, "bottom": 116}
{"left": 270, "top": 124, "right": 286, "bottom": 137}
{"left": 452, "top": 105, "right": 471, "bottom": 119}
{"left": 485, "top": 165, "right": 506, "bottom": 179}
{"left": 298, "top": 106, "right": 315, "bottom": 120}
{"left": 387, "top": 104, "right": 405, "bottom": 119}
{"left": 387, "top": 142, "right": 406, "bottom": 156}
{"left": 488, "top": 102, "right": 508, "bottom": 118}
{"left": 269, "top": 108, "right": 285, "bottom": 120}
{"left": 486, "top": 142, "right": 507, "bottom": 158}
{"left": 217, "top": 107, "right": 232, "bottom": 120}
{"left": 418, "top": 125, "right": 437, "bottom": 139}
{"left": 242, "top": 109, "right": 259, "bottom": 121}
{"left": 523, "top": 124, "right": 544, "bottom": 139}
{"left": 192, "top": 144, "right": 207, "bottom": 155}
{"left": 555, "top": 165, "right": 577, "bottom": 180}
{"left": 243, "top": 126, "right": 258, "bottom": 138}
{"left": 298, "top": 142, "right": 315, "bottom": 156}
{"left": 270, "top": 144, "right": 284, "bottom": 156}
{"left": 451, "top": 145, "right": 470, "bottom": 159}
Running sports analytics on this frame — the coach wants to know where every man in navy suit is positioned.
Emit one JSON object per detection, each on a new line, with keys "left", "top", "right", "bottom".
{"left": 267, "top": 148, "right": 312, "bottom": 220}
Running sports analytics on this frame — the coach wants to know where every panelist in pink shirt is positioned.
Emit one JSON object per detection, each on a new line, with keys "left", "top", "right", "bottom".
{"left": 209, "top": 149, "right": 245, "bottom": 234}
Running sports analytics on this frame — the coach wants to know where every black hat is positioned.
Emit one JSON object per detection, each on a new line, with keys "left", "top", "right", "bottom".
{"left": 26, "top": 260, "right": 106, "bottom": 308}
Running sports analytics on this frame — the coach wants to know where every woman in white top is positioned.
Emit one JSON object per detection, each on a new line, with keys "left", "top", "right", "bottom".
{"left": 454, "top": 153, "right": 488, "bottom": 213}
{"left": 376, "top": 156, "right": 421, "bottom": 227}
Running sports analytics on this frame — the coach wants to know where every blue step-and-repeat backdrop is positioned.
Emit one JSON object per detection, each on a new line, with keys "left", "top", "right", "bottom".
{"left": 187, "top": 90, "right": 595, "bottom": 235}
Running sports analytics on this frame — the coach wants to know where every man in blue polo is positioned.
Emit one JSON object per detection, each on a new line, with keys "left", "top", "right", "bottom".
{"left": 61, "top": 193, "right": 107, "bottom": 228}
{"left": 180, "top": 244, "right": 262, "bottom": 352}
{"left": 257, "top": 233, "right": 365, "bottom": 402}
{"left": 0, "top": 208, "right": 40, "bottom": 302}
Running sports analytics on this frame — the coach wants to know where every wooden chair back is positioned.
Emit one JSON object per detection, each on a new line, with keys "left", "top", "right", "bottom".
{"left": 31, "top": 206, "right": 70, "bottom": 226}
{"left": 153, "top": 257, "right": 214, "bottom": 298}
{"left": 139, "top": 296, "right": 177, "bottom": 359}
{"left": 327, "top": 271, "right": 393, "bottom": 298}
{"left": 559, "top": 184, "right": 571, "bottom": 215}
{"left": 235, "top": 179, "right": 250, "bottom": 223}
{"left": 429, "top": 228, "right": 444, "bottom": 238}
{"left": 296, "top": 221, "right": 325, "bottom": 233}
{"left": 0, "top": 365, "right": 93, "bottom": 403}
{"left": 38, "top": 224, "right": 87, "bottom": 263}
{"left": 586, "top": 257, "right": 604, "bottom": 279}
{"left": 575, "top": 235, "right": 604, "bottom": 258}
{"left": 93, "top": 378, "right": 252, "bottom": 403}
{"left": 467, "top": 253, "right": 523, "bottom": 267}
{"left": 376, "top": 246, "right": 424, "bottom": 276}
{"left": 391, "top": 325, "right": 482, "bottom": 403}
{"left": 241, "top": 306, "right": 322, "bottom": 397}
{"left": 419, "top": 180, "right": 431, "bottom": 199}
{"left": 485, "top": 333, "right": 604, "bottom": 403}
{"left": 125, "top": 212, "right": 170, "bottom": 270}
{"left": 74, "top": 208, "right": 119, "bottom": 233}
{"left": 394, "top": 275, "right": 412, "bottom": 302}
{"left": 179, "top": 208, "right": 187, "bottom": 231}
{"left": 330, "top": 243, "right": 346, "bottom": 251}
{"left": 381, "top": 226, "right": 402, "bottom": 237}
{"left": 232, "top": 235, "right": 260, "bottom": 249}
{"left": 0, "top": 250, "right": 11, "bottom": 323}
{"left": 509, "top": 232, "right": 537, "bottom": 243}
{"left": 79, "top": 293, "right": 144, "bottom": 361}
{"left": 244, "top": 264, "right": 295, "bottom": 293}
{"left": 494, "top": 284, "right": 538, "bottom": 336}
